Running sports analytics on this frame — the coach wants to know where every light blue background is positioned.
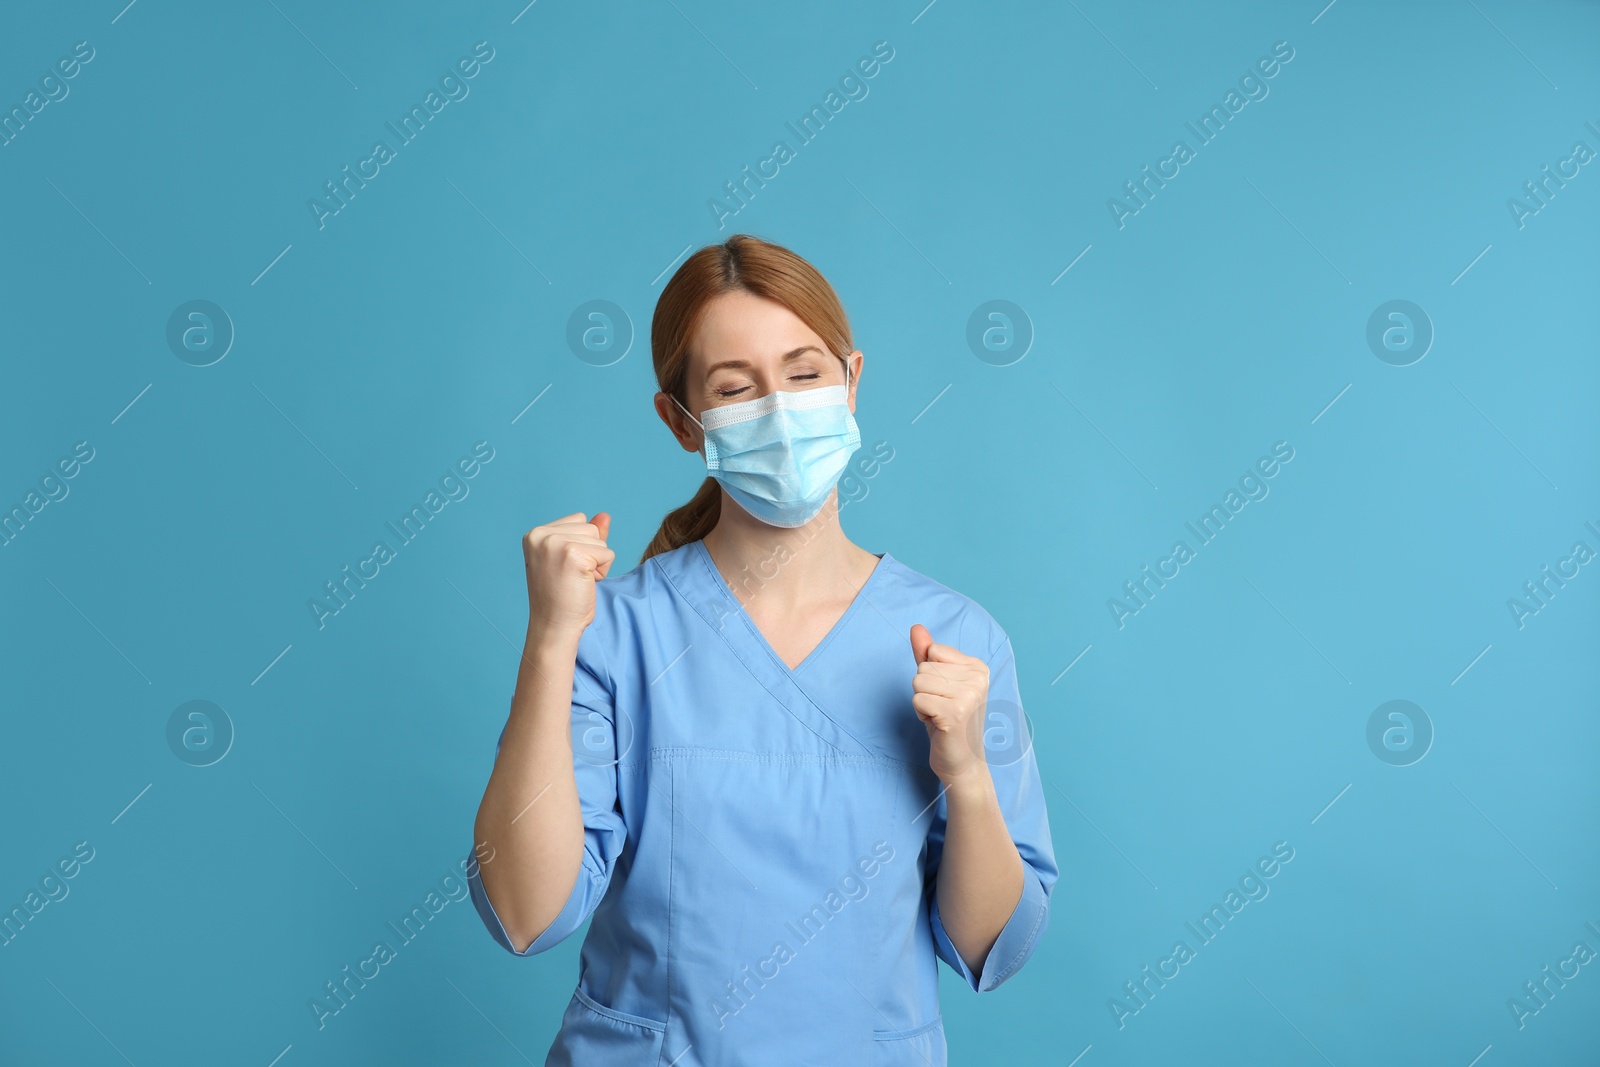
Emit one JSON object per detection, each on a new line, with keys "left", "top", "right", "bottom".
{"left": 2, "top": 1, "right": 1597, "bottom": 1064}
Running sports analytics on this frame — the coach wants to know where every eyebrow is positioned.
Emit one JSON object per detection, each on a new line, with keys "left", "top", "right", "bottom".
{"left": 704, "top": 346, "right": 825, "bottom": 376}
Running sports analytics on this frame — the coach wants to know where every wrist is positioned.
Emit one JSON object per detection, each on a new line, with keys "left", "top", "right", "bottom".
{"left": 940, "top": 764, "right": 996, "bottom": 805}
{"left": 524, "top": 623, "right": 581, "bottom": 661}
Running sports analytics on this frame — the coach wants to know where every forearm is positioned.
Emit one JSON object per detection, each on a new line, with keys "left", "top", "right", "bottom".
{"left": 472, "top": 627, "right": 585, "bottom": 952}
{"left": 934, "top": 767, "right": 1025, "bottom": 975}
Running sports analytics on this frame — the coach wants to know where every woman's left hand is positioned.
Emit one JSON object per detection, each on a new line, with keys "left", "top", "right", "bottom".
{"left": 909, "top": 624, "right": 991, "bottom": 786}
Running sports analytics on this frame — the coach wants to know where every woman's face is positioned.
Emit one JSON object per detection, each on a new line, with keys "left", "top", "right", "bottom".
{"left": 658, "top": 290, "right": 862, "bottom": 454}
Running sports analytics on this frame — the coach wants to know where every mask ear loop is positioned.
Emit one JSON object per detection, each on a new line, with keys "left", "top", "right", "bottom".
{"left": 669, "top": 391, "right": 705, "bottom": 432}
{"left": 669, "top": 389, "right": 718, "bottom": 471}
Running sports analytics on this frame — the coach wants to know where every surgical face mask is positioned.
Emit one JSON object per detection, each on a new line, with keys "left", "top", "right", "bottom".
{"left": 671, "top": 360, "right": 861, "bottom": 528}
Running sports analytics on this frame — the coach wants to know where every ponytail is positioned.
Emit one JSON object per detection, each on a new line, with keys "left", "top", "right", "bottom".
{"left": 641, "top": 476, "right": 721, "bottom": 564}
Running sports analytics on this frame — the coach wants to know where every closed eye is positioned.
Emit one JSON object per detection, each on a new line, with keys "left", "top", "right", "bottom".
{"left": 715, "top": 372, "right": 821, "bottom": 398}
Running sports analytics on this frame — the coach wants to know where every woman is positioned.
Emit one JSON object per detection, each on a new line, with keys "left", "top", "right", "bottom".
{"left": 468, "top": 234, "right": 1057, "bottom": 1066}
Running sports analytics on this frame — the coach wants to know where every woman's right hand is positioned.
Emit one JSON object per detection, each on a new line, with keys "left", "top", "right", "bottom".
{"left": 523, "top": 512, "right": 614, "bottom": 641}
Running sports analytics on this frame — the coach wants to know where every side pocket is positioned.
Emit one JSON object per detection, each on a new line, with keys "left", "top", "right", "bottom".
{"left": 573, "top": 987, "right": 666, "bottom": 1033}
{"left": 872, "top": 1016, "right": 945, "bottom": 1065}
{"left": 546, "top": 987, "right": 667, "bottom": 1067}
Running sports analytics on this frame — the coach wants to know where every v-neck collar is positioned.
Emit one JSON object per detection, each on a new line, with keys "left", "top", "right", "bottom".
{"left": 689, "top": 537, "right": 890, "bottom": 677}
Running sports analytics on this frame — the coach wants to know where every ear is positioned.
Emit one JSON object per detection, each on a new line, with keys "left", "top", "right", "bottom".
{"left": 846, "top": 350, "right": 863, "bottom": 412}
{"left": 654, "top": 392, "right": 702, "bottom": 453}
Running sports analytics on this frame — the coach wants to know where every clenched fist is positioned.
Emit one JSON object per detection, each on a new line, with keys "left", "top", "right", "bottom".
{"left": 523, "top": 512, "right": 615, "bottom": 640}
{"left": 909, "top": 623, "right": 991, "bottom": 786}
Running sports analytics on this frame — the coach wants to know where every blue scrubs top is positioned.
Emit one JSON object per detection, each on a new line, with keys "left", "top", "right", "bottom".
{"left": 467, "top": 538, "right": 1057, "bottom": 1066}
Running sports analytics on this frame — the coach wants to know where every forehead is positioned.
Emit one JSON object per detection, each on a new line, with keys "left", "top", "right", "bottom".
{"left": 687, "top": 291, "right": 827, "bottom": 375}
